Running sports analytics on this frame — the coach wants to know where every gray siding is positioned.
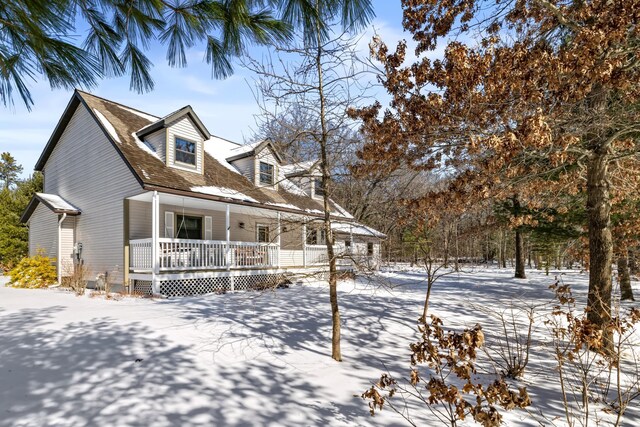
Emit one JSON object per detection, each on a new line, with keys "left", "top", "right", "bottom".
{"left": 42, "top": 103, "right": 142, "bottom": 283}
{"left": 230, "top": 156, "right": 254, "bottom": 182}
{"left": 28, "top": 204, "right": 58, "bottom": 259}
{"left": 166, "top": 116, "right": 204, "bottom": 174}
{"left": 144, "top": 128, "right": 166, "bottom": 161}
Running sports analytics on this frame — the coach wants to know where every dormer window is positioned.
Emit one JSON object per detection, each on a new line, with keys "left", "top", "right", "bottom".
{"left": 314, "top": 178, "right": 324, "bottom": 197}
{"left": 175, "top": 137, "right": 196, "bottom": 166}
{"left": 259, "top": 162, "right": 274, "bottom": 185}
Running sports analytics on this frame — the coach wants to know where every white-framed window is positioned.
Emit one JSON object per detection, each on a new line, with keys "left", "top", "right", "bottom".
{"left": 259, "top": 161, "right": 274, "bottom": 185}
{"left": 175, "top": 137, "right": 197, "bottom": 166}
{"left": 306, "top": 227, "right": 326, "bottom": 245}
{"left": 367, "top": 242, "right": 374, "bottom": 256}
{"left": 256, "top": 224, "right": 270, "bottom": 243}
{"left": 176, "top": 214, "right": 202, "bottom": 239}
{"left": 314, "top": 178, "right": 324, "bottom": 197}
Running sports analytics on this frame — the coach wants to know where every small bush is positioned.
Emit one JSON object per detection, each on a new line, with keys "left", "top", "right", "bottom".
{"left": 9, "top": 252, "right": 57, "bottom": 288}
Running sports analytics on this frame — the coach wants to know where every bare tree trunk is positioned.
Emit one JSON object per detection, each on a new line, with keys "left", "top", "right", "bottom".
{"left": 443, "top": 222, "right": 449, "bottom": 268}
{"left": 586, "top": 150, "right": 613, "bottom": 351}
{"left": 502, "top": 230, "right": 507, "bottom": 268}
{"left": 618, "top": 252, "right": 634, "bottom": 301}
{"left": 454, "top": 221, "right": 460, "bottom": 272}
{"left": 314, "top": 20, "right": 340, "bottom": 362}
{"left": 515, "top": 228, "right": 526, "bottom": 279}
{"left": 629, "top": 247, "right": 638, "bottom": 277}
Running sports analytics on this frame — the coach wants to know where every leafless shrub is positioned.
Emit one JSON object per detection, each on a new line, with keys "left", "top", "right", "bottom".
{"left": 479, "top": 303, "right": 535, "bottom": 379}
{"left": 362, "top": 315, "right": 531, "bottom": 426}
{"left": 62, "top": 263, "right": 88, "bottom": 295}
{"left": 544, "top": 281, "right": 640, "bottom": 426}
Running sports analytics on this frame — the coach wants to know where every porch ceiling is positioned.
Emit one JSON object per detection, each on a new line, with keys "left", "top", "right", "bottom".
{"left": 127, "top": 191, "right": 286, "bottom": 218}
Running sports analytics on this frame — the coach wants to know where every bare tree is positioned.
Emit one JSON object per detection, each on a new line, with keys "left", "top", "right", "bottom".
{"left": 247, "top": 30, "right": 373, "bottom": 361}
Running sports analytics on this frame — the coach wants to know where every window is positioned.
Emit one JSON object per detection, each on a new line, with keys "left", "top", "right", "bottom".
{"left": 176, "top": 215, "right": 202, "bottom": 239}
{"left": 314, "top": 178, "right": 324, "bottom": 197}
{"left": 306, "top": 228, "right": 325, "bottom": 245}
{"left": 345, "top": 240, "right": 351, "bottom": 248}
{"left": 175, "top": 137, "right": 196, "bottom": 166}
{"left": 259, "top": 162, "right": 274, "bottom": 185}
{"left": 306, "top": 229, "right": 318, "bottom": 245}
{"left": 257, "top": 224, "right": 270, "bottom": 243}
{"left": 367, "top": 242, "right": 374, "bottom": 256}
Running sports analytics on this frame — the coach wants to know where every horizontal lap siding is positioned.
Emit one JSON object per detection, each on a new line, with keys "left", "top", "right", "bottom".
{"left": 43, "top": 104, "right": 141, "bottom": 284}
{"left": 231, "top": 156, "right": 254, "bottom": 182}
{"left": 29, "top": 204, "right": 58, "bottom": 259}
{"left": 145, "top": 129, "right": 166, "bottom": 161}
{"left": 166, "top": 116, "right": 203, "bottom": 173}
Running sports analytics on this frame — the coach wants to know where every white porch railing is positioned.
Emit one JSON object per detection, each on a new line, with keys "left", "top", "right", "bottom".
{"left": 305, "top": 244, "right": 329, "bottom": 265}
{"left": 130, "top": 238, "right": 279, "bottom": 271}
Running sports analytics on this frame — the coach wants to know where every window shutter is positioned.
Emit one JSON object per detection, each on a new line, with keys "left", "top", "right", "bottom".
{"left": 165, "top": 212, "right": 174, "bottom": 238}
{"left": 204, "top": 216, "right": 212, "bottom": 240}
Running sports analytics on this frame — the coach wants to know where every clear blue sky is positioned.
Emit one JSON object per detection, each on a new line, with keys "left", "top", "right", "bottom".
{"left": 0, "top": 1, "right": 410, "bottom": 178}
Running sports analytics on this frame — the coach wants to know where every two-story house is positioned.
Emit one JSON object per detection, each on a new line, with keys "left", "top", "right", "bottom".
{"left": 21, "top": 90, "right": 384, "bottom": 296}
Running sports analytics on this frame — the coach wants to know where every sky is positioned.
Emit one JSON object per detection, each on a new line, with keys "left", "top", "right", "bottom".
{"left": 0, "top": 1, "right": 412, "bottom": 179}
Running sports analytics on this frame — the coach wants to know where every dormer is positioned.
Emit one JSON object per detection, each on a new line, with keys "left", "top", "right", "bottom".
{"left": 136, "top": 106, "right": 210, "bottom": 174}
{"left": 226, "top": 140, "right": 283, "bottom": 190}
{"left": 283, "top": 161, "right": 323, "bottom": 198}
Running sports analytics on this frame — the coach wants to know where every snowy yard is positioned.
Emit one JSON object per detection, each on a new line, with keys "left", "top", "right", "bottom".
{"left": 1, "top": 268, "right": 639, "bottom": 427}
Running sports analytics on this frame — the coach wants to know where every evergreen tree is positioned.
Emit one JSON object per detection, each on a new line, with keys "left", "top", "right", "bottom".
{"left": 0, "top": 152, "right": 23, "bottom": 190}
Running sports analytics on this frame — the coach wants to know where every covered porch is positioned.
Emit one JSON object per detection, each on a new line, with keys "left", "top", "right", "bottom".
{"left": 125, "top": 191, "right": 352, "bottom": 295}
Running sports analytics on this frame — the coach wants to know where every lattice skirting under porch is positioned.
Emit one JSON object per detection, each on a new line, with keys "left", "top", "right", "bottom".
{"left": 132, "top": 273, "right": 288, "bottom": 297}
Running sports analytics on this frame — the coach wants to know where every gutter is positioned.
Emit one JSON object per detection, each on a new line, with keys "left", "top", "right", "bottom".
{"left": 57, "top": 213, "right": 67, "bottom": 285}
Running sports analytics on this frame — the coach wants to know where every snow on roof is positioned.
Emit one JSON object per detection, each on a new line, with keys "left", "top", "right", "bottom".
{"left": 281, "top": 160, "right": 316, "bottom": 176}
{"left": 93, "top": 109, "right": 121, "bottom": 143}
{"left": 191, "top": 186, "right": 258, "bottom": 203}
{"left": 203, "top": 136, "right": 244, "bottom": 174}
{"left": 118, "top": 106, "right": 159, "bottom": 122}
{"left": 228, "top": 140, "right": 262, "bottom": 156}
{"left": 131, "top": 133, "right": 161, "bottom": 161}
{"left": 332, "top": 222, "right": 386, "bottom": 238}
{"left": 35, "top": 193, "right": 80, "bottom": 213}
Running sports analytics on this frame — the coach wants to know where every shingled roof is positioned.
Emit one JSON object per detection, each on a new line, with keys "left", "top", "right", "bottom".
{"left": 36, "top": 90, "right": 355, "bottom": 221}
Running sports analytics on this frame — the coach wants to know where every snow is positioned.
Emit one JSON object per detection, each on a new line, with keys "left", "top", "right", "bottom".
{"left": 203, "top": 136, "right": 244, "bottom": 174}
{"left": 191, "top": 185, "right": 258, "bottom": 203}
{"left": 118, "top": 106, "right": 159, "bottom": 122}
{"left": 35, "top": 193, "right": 80, "bottom": 213}
{"left": 277, "top": 178, "right": 308, "bottom": 196}
{"left": 2, "top": 268, "right": 638, "bottom": 426}
{"left": 332, "top": 222, "right": 384, "bottom": 238}
{"left": 93, "top": 109, "right": 121, "bottom": 143}
{"left": 131, "top": 132, "right": 162, "bottom": 161}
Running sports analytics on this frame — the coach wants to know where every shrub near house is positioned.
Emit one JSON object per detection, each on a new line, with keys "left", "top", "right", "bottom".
{"left": 9, "top": 251, "right": 57, "bottom": 288}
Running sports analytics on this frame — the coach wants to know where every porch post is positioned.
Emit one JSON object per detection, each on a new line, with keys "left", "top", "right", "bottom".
{"left": 302, "top": 219, "right": 307, "bottom": 268}
{"left": 276, "top": 212, "right": 281, "bottom": 268}
{"left": 226, "top": 204, "right": 234, "bottom": 291}
{"left": 349, "top": 224, "right": 354, "bottom": 255}
{"left": 151, "top": 191, "right": 160, "bottom": 295}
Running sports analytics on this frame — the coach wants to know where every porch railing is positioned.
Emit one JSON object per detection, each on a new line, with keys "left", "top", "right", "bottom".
{"left": 130, "top": 238, "right": 279, "bottom": 271}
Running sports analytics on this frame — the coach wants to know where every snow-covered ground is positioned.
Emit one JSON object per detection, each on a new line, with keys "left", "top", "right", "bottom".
{"left": 0, "top": 268, "right": 638, "bottom": 427}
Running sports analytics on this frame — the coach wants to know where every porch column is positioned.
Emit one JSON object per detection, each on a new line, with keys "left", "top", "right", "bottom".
{"left": 151, "top": 191, "right": 160, "bottom": 295}
{"left": 276, "top": 212, "right": 281, "bottom": 268}
{"left": 226, "top": 204, "right": 234, "bottom": 292}
{"left": 349, "top": 224, "right": 354, "bottom": 255}
{"left": 302, "top": 219, "right": 307, "bottom": 268}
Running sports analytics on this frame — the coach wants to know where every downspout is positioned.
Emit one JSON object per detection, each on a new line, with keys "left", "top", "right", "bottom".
{"left": 58, "top": 213, "right": 67, "bottom": 285}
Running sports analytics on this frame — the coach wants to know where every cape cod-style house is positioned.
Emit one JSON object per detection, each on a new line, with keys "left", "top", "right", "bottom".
{"left": 21, "top": 90, "right": 384, "bottom": 296}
